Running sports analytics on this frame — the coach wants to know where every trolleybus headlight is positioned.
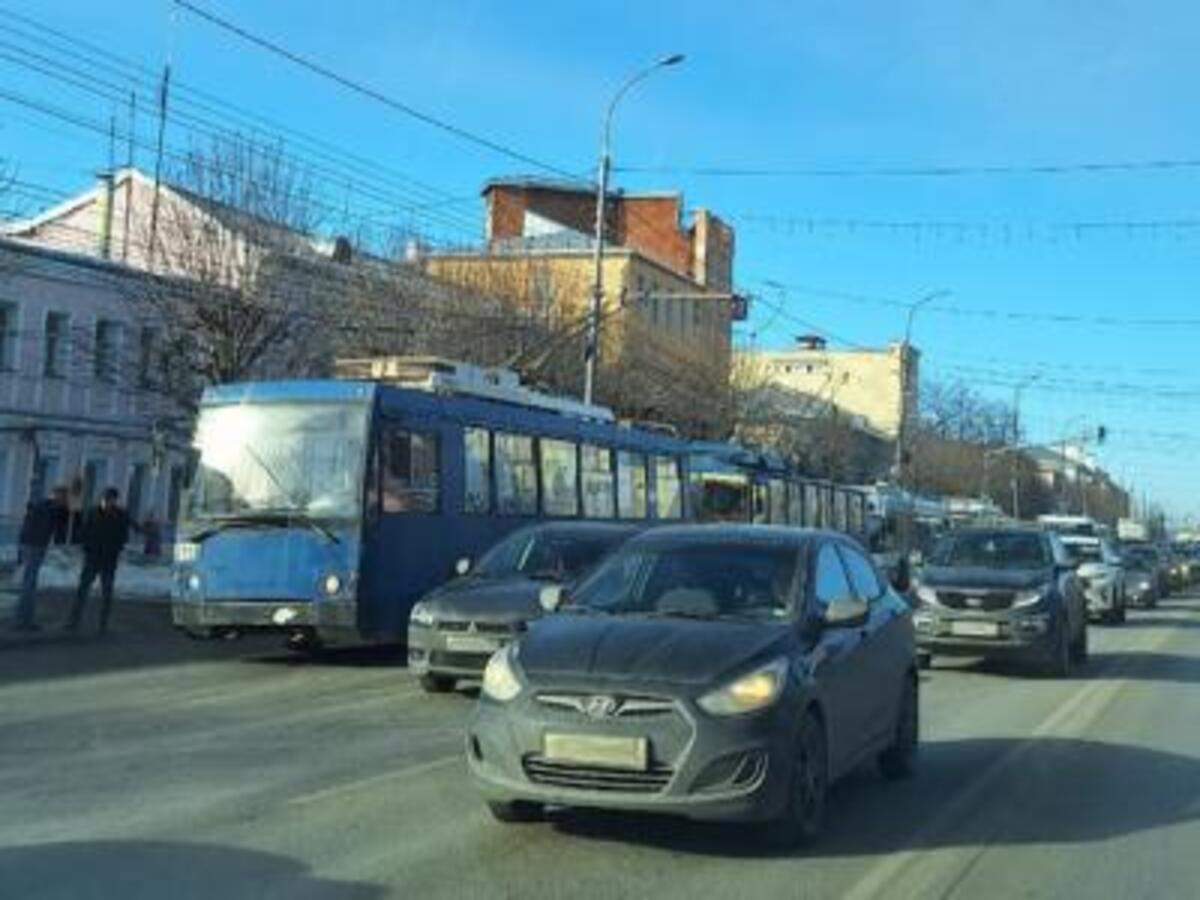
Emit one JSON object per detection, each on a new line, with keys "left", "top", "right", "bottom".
{"left": 322, "top": 573, "right": 343, "bottom": 596}
{"left": 186, "top": 572, "right": 202, "bottom": 593}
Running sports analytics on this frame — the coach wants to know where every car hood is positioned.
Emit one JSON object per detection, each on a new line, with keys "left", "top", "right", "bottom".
{"left": 517, "top": 614, "right": 792, "bottom": 686}
{"left": 420, "top": 576, "right": 546, "bottom": 622}
{"left": 920, "top": 566, "right": 1053, "bottom": 591}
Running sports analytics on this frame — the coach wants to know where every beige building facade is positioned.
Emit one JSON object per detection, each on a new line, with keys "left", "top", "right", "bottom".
{"left": 741, "top": 339, "right": 919, "bottom": 441}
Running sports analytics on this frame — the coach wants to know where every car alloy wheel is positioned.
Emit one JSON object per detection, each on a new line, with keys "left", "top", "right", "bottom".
{"left": 769, "top": 711, "right": 828, "bottom": 847}
{"left": 879, "top": 676, "right": 918, "bottom": 780}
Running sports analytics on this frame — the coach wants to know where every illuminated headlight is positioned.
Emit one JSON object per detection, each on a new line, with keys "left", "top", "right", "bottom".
{"left": 322, "top": 573, "right": 343, "bottom": 596}
{"left": 410, "top": 602, "right": 436, "bottom": 628}
{"left": 698, "top": 658, "right": 789, "bottom": 716}
{"left": 481, "top": 645, "right": 523, "bottom": 702}
{"left": 186, "top": 572, "right": 202, "bottom": 593}
{"left": 914, "top": 584, "right": 940, "bottom": 606}
{"left": 1014, "top": 586, "right": 1050, "bottom": 608}
{"left": 175, "top": 542, "right": 199, "bottom": 563}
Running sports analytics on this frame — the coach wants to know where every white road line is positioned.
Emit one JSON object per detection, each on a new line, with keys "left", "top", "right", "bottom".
{"left": 288, "top": 754, "right": 463, "bottom": 807}
{"left": 840, "top": 627, "right": 1171, "bottom": 900}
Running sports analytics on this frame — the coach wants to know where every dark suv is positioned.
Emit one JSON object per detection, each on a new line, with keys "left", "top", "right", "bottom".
{"left": 467, "top": 525, "right": 917, "bottom": 846}
{"left": 911, "top": 528, "right": 1087, "bottom": 676}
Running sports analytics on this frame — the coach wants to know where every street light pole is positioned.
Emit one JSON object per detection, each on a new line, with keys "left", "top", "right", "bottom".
{"left": 1010, "top": 373, "right": 1041, "bottom": 520}
{"left": 583, "top": 53, "right": 685, "bottom": 406}
{"left": 892, "top": 289, "right": 951, "bottom": 486}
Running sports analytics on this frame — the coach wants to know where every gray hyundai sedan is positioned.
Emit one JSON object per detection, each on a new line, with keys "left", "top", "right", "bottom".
{"left": 466, "top": 525, "right": 917, "bottom": 845}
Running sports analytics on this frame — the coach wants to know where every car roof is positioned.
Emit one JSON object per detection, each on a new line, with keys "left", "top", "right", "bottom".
{"left": 626, "top": 523, "right": 838, "bottom": 549}
{"left": 946, "top": 527, "right": 1046, "bottom": 540}
{"left": 517, "top": 521, "right": 642, "bottom": 539}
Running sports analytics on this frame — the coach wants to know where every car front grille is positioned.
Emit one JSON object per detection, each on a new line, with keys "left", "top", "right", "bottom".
{"left": 937, "top": 590, "right": 1016, "bottom": 611}
{"left": 522, "top": 756, "right": 674, "bottom": 794}
{"left": 437, "top": 620, "right": 523, "bottom": 635}
{"left": 535, "top": 693, "right": 677, "bottom": 718}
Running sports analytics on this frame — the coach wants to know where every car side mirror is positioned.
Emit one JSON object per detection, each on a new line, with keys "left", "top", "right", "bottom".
{"left": 824, "top": 596, "right": 869, "bottom": 630}
{"left": 539, "top": 584, "right": 566, "bottom": 613}
{"left": 453, "top": 557, "right": 472, "bottom": 577}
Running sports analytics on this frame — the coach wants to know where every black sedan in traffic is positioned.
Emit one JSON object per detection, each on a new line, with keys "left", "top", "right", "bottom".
{"left": 911, "top": 528, "right": 1088, "bottom": 676}
{"left": 408, "top": 522, "right": 640, "bottom": 692}
{"left": 467, "top": 525, "right": 917, "bottom": 846}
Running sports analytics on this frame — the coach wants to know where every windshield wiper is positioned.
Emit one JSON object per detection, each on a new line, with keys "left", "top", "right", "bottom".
{"left": 238, "top": 445, "right": 339, "bottom": 545}
{"left": 191, "top": 509, "right": 339, "bottom": 545}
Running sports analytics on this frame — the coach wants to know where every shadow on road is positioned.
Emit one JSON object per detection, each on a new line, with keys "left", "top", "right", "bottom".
{"left": 244, "top": 644, "right": 407, "bottom": 669}
{"left": 0, "top": 840, "right": 383, "bottom": 900}
{"left": 1119, "top": 614, "right": 1200, "bottom": 630}
{"left": 549, "top": 736, "right": 1200, "bottom": 859}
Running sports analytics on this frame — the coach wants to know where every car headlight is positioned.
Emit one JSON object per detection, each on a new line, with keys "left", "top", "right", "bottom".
{"left": 698, "top": 657, "right": 789, "bottom": 716}
{"left": 410, "top": 602, "right": 436, "bottom": 627}
{"left": 481, "top": 645, "right": 523, "bottom": 702}
{"left": 914, "top": 584, "right": 940, "bottom": 606}
{"left": 1014, "top": 586, "right": 1050, "bottom": 608}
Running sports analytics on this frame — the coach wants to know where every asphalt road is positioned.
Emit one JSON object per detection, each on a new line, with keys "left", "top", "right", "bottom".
{"left": 4, "top": 594, "right": 1200, "bottom": 900}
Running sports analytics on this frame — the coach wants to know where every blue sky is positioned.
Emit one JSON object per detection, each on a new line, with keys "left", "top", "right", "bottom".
{"left": 3, "top": 0, "right": 1199, "bottom": 520}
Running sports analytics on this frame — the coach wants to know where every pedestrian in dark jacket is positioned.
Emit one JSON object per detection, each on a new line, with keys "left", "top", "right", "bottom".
{"left": 11, "top": 486, "right": 68, "bottom": 631}
{"left": 66, "top": 487, "right": 130, "bottom": 634}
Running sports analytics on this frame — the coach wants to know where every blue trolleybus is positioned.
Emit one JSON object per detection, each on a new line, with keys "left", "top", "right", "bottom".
{"left": 172, "top": 358, "right": 868, "bottom": 648}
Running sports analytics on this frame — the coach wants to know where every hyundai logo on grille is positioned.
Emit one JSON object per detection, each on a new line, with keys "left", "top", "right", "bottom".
{"left": 966, "top": 596, "right": 985, "bottom": 609}
{"left": 583, "top": 695, "right": 620, "bottom": 719}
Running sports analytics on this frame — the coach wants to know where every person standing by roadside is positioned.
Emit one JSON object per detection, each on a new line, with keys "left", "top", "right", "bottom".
{"left": 66, "top": 487, "right": 130, "bottom": 634}
{"left": 10, "top": 486, "right": 69, "bottom": 632}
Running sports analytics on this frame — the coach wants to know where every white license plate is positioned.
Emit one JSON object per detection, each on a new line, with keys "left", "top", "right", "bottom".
{"left": 444, "top": 634, "right": 503, "bottom": 654}
{"left": 951, "top": 620, "right": 1000, "bottom": 638}
{"left": 543, "top": 733, "right": 649, "bottom": 770}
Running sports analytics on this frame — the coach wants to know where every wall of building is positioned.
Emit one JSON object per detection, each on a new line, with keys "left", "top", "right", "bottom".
{"left": 0, "top": 241, "right": 191, "bottom": 548}
{"left": 742, "top": 344, "right": 913, "bottom": 439}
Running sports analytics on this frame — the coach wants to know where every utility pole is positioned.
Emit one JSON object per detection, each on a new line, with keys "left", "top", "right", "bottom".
{"left": 892, "top": 289, "right": 950, "bottom": 485}
{"left": 583, "top": 53, "right": 685, "bottom": 406}
{"left": 148, "top": 63, "right": 171, "bottom": 268}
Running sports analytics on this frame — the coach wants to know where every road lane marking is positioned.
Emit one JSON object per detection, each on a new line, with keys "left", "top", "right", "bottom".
{"left": 840, "top": 626, "right": 1171, "bottom": 900}
{"left": 288, "top": 754, "right": 463, "bottom": 807}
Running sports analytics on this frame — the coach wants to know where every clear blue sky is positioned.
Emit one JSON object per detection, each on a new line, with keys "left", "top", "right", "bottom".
{"left": 3, "top": 0, "right": 1199, "bottom": 520}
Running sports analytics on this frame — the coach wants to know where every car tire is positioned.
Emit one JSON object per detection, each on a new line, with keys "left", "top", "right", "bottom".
{"left": 1045, "top": 618, "right": 1072, "bottom": 678}
{"left": 419, "top": 673, "right": 456, "bottom": 694}
{"left": 879, "top": 675, "right": 918, "bottom": 781}
{"left": 917, "top": 651, "right": 933, "bottom": 671}
{"left": 768, "top": 710, "right": 828, "bottom": 848}
{"left": 486, "top": 800, "right": 544, "bottom": 823}
{"left": 1070, "top": 620, "right": 1089, "bottom": 664}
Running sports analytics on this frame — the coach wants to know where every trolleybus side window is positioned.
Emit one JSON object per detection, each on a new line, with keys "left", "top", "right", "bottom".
{"left": 753, "top": 483, "right": 769, "bottom": 524}
{"left": 788, "top": 481, "right": 804, "bottom": 526}
{"left": 654, "top": 457, "right": 683, "bottom": 519}
{"left": 617, "top": 451, "right": 648, "bottom": 519}
{"left": 581, "top": 444, "right": 615, "bottom": 519}
{"left": 540, "top": 438, "right": 579, "bottom": 517}
{"left": 495, "top": 432, "right": 538, "bottom": 516}
{"left": 769, "top": 479, "right": 788, "bottom": 524}
{"left": 463, "top": 427, "right": 491, "bottom": 515}
{"left": 381, "top": 427, "right": 440, "bottom": 514}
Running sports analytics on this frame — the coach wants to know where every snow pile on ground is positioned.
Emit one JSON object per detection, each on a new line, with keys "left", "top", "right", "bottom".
{"left": 6, "top": 547, "right": 173, "bottom": 600}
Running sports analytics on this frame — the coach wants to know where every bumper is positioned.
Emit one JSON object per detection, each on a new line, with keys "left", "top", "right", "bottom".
{"left": 172, "top": 599, "right": 357, "bottom": 637}
{"left": 1127, "top": 584, "right": 1155, "bottom": 605}
{"left": 1083, "top": 586, "right": 1118, "bottom": 617}
{"left": 914, "top": 609, "right": 1056, "bottom": 660}
{"left": 467, "top": 690, "right": 794, "bottom": 823}
{"left": 408, "top": 623, "right": 519, "bottom": 678}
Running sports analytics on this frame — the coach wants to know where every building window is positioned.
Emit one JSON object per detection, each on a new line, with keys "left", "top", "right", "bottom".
{"left": 0, "top": 302, "right": 17, "bottom": 371}
{"left": 127, "top": 462, "right": 149, "bottom": 522}
{"left": 138, "top": 326, "right": 159, "bottom": 388}
{"left": 581, "top": 445, "right": 615, "bottom": 519}
{"left": 94, "top": 319, "right": 119, "bottom": 383}
{"left": 495, "top": 432, "right": 537, "bottom": 516}
{"left": 43, "top": 312, "right": 69, "bottom": 378}
{"left": 653, "top": 456, "right": 683, "bottom": 519}
{"left": 381, "top": 428, "right": 440, "bottom": 513}
{"left": 540, "top": 438, "right": 578, "bottom": 517}
{"left": 463, "top": 427, "right": 491, "bottom": 514}
{"left": 617, "top": 451, "right": 647, "bottom": 519}
{"left": 82, "top": 457, "right": 110, "bottom": 509}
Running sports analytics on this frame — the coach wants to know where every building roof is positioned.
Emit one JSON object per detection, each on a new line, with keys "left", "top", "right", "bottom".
{"left": 481, "top": 175, "right": 682, "bottom": 202}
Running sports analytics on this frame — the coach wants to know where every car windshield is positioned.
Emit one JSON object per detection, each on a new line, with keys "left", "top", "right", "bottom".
{"left": 188, "top": 401, "right": 370, "bottom": 521}
{"left": 569, "top": 541, "right": 799, "bottom": 621}
{"left": 1123, "top": 548, "right": 1158, "bottom": 569}
{"left": 929, "top": 532, "right": 1050, "bottom": 570}
{"left": 474, "top": 529, "right": 628, "bottom": 580}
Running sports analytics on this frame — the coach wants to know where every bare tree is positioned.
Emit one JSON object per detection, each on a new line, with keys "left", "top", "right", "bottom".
{"left": 130, "top": 136, "right": 329, "bottom": 410}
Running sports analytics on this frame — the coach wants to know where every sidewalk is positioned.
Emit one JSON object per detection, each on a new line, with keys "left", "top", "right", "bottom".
{"left": 0, "top": 548, "right": 173, "bottom": 647}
